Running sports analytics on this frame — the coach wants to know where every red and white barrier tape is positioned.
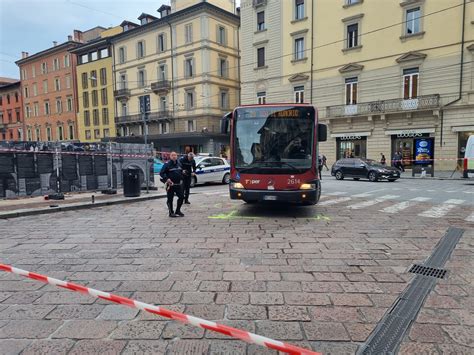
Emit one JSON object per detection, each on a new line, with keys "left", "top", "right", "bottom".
{"left": 0, "top": 264, "right": 320, "bottom": 355}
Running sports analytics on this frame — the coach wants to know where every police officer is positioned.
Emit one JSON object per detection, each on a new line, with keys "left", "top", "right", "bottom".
{"left": 179, "top": 152, "right": 196, "bottom": 204}
{"left": 160, "top": 152, "right": 185, "bottom": 217}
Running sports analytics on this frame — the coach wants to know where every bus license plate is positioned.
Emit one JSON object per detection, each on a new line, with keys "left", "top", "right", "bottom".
{"left": 263, "top": 195, "right": 277, "bottom": 201}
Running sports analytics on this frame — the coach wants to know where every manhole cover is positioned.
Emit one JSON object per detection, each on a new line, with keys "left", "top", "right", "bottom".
{"left": 409, "top": 264, "right": 447, "bottom": 279}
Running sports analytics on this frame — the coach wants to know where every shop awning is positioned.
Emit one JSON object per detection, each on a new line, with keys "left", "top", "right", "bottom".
{"left": 384, "top": 128, "right": 435, "bottom": 136}
{"left": 330, "top": 131, "right": 371, "bottom": 138}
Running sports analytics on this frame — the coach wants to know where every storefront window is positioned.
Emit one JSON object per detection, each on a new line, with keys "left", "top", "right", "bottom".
{"left": 336, "top": 137, "right": 367, "bottom": 160}
{"left": 391, "top": 133, "right": 431, "bottom": 169}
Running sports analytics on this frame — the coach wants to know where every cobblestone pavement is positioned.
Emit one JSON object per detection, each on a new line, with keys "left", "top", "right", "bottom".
{"left": 0, "top": 184, "right": 472, "bottom": 354}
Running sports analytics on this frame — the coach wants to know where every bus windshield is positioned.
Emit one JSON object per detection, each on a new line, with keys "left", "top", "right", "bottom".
{"left": 234, "top": 106, "right": 314, "bottom": 172}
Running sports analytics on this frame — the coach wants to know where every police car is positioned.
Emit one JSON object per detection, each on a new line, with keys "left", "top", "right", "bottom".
{"left": 191, "top": 156, "right": 231, "bottom": 187}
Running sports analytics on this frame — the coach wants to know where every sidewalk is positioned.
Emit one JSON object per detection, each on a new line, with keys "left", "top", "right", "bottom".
{"left": 0, "top": 189, "right": 166, "bottom": 219}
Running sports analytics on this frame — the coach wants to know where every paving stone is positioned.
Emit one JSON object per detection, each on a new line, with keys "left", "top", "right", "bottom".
{"left": 340, "top": 282, "right": 384, "bottom": 293}
{"left": 451, "top": 309, "right": 474, "bottom": 326}
{"left": 209, "top": 340, "right": 247, "bottom": 354}
{"left": 69, "top": 340, "right": 127, "bottom": 354}
{"left": 344, "top": 322, "right": 376, "bottom": 342}
{"left": 256, "top": 321, "right": 304, "bottom": 340}
{"left": 171, "top": 281, "right": 201, "bottom": 291}
{"left": 52, "top": 320, "right": 117, "bottom": 339}
{"left": 310, "top": 341, "right": 359, "bottom": 355}
{"left": 284, "top": 292, "right": 331, "bottom": 305}
{"left": 0, "top": 305, "right": 56, "bottom": 320}
{"left": 121, "top": 340, "right": 168, "bottom": 354}
{"left": 230, "top": 281, "right": 266, "bottom": 292}
{"left": 266, "top": 281, "right": 302, "bottom": 292}
{"left": 0, "top": 291, "right": 43, "bottom": 304}
{"left": 371, "top": 273, "right": 405, "bottom": 283}
{"left": 268, "top": 306, "right": 311, "bottom": 321}
{"left": 442, "top": 325, "right": 474, "bottom": 347}
{"left": 34, "top": 291, "right": 96, "bottom": 305}
{"left": 21, "top": 339, "right": 75, "bottom": 355}
{"left": 255, "top": 272, "right": 282, "bottom": 281}
{"left": 227, "top": 305, "right": 267, "bottom": 320}
{"left": 46, "top": 305, "right": 104, "bottom": 319}
{"left": 223, "top": 272, "right": 255, "bottom": 281}
{"left": 195, "top": 272, "right": 223, "bottom": 281}
{"left": 247, "top": 344, "right": 279, "bottom": 354}
{"left": 312, "top": 273, "right": 347, "bottom": 282}
{"left": 399, "top": 342, "right": 441, "bottom": 354}
{"left": 0, "top": 320, "right": 63, "bottom": 339}
{"left": 409, "top": 323, "right": 449, "bottom": 343}
{"left": 367, "top": 293, "right": 398, "bottom": 307}
{"left": 417, "top": 308, "right": 459, "bottom": 325}
{"left": 110, "top": 321, "right": 165, "bottom": 339}
{"left": 345, "top": 273, "right": 376, "bottom": 282}
{"left": 330, "top": 293, "right": 373, "bottom": 306}
{"left": 181, "top": 292, "right": 215, "bottom": 304}
{"left": 359, "top": 307, "right": 387, "bottom": 323}
{"left": 199, "top": 281, "right": 230, "bottom": 292}
{"left": 162, "top": 322, "right": 205, "bottom": 339}
{"left": 215, "top": 292, "right": 249, "bottom": 305}
{"left": 438, "top": 343, "right": 474, "bottom": 354}
{"left": 425, "top": 295, "right": 462, "bottom": 309}
{"left": 250, "top": 292, "right": 284, "bottom": 305}
{"left": 133, "top": 291, "right": 182, "bottom": 304}
{"left": 0, "top": 339, "right": 31, "bottom": 354}
{"left": 303, "top": 322, "right": 350, "bottom": 341}
{"left": 185, "top": 305, "right": 225, "bottom": 320}
{"left": 117, "top": 280, "right": 174, "bottom": 292}
{"left": 281, "top": 273, "right": 314, "bottom": 281}
{"left": 0, "top": 281, "right": 44, "bottom": 291}
{"left": 0, "top": 293, "right": 10, "bottom": 303}
{"left": 310, "top": 306, "right": 365, "bottom": 322}
{"left": 98, "top": 305, "right": 139, "bottom": 320}
{"left": 166, "top": 339, "right": 210, "bottom": 354}
{"left": 301, "top": 282, "right": 343, "bottom": 293}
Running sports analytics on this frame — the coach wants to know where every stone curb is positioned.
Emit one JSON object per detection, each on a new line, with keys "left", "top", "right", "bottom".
{"left": 0, "top": 193, "right": 166, "bottom": 220}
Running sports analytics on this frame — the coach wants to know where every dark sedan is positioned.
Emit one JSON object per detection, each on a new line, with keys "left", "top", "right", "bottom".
{"left": 331, "top": 158, "right": 400, "bottom": 182}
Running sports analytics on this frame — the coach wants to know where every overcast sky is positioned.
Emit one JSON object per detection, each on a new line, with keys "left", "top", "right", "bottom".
{"left": 0, "top": 0, "right": 239, "bottom": 79}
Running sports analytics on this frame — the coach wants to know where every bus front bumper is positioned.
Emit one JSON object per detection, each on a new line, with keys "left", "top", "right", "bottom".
{"left": 230, "top": 185, "right": 320, "bottom": 204}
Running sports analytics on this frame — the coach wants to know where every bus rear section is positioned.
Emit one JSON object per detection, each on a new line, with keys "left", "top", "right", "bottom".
{"left": 226, "top": 104, "right": 327, "bottom": 205}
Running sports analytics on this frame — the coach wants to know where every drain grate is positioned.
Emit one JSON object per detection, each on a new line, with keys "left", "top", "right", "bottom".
{"left": 409, "top": 264, "right": 447, "bottom": 279}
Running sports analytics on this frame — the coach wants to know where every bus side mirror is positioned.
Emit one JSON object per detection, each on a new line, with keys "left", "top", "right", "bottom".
{"left": 221, "top": 112, "right": 231, "bottom": 134}
{"left": 318, "top": 124, "right": 327, "bottom": 142}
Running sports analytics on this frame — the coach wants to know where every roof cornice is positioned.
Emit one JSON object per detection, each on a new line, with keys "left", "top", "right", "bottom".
{"left": 16, "top": 41, "right": 82, "bottom": 65}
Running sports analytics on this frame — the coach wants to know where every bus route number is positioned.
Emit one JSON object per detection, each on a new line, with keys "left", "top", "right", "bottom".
{"left": 288, "top": 178, "right": 301, "bottom": 185}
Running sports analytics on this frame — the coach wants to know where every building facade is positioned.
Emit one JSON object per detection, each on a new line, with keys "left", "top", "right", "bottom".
{"left": 0, "top": 81, "right": 24, "bottom": 141}
{"left": 15, "top": 28, "right": 105, "bottom": 142}
{"left": 112, "top": 0, "right": 240, "bottom": 156}
{"left": 70, "top": 26, "right": 123, "bottom": 142}
{"left": 241, "top": 0, "right": 474, "bottom": 170}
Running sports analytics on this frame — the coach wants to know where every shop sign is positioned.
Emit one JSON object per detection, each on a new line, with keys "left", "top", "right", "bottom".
{"left": 414, "top": 138, "right": 434, "bottom": 165}
{"left": 396, "top": 130, "right": 423, "bottom": 138}
{"left": 339, "top": 135, "right": 362, "bottom": 141}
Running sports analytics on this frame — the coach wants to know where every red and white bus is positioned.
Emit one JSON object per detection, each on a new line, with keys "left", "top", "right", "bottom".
{"left": 223, "top": 104, "right": 327, "bottom": 205}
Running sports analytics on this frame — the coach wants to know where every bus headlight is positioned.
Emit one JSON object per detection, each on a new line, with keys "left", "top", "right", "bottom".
{"left": 232, "top": 182, "right": 244, "bottom": 189}
{"left": 300, "top": 183, "right": 315, "bottom": 190}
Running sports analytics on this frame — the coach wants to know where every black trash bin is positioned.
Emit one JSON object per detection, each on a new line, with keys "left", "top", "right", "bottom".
{"left": 123, "top": 168, "right": 141, "bottom": 197}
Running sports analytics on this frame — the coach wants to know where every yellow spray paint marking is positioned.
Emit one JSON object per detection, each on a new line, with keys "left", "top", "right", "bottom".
{"left": 309, "top": 214, "right": 331, "bottom": 221}
{"left": 208, "top": 210, "right": 260, "bottom": 220}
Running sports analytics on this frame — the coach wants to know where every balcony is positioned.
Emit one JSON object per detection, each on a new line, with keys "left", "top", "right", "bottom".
{"left": 115, "top": 110, "right": 173, "bottom": 124}
{"left": 114, "top": 88, "right": 131, "bottom": 100}
{"left": 326, "top": 94, "right": 440, "bottom": 118}
{"left": 151, "top": 80, "right": 171, "bottom": 94}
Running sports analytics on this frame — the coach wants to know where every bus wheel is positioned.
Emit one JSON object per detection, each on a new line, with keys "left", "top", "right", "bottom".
{"left": 335, "top": 171, "right": 344, "bottom": 180}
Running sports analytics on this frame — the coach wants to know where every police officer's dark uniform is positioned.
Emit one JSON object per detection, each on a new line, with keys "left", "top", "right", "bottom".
{"left": 160, "top": 159, "right": 185, "bottom": 217}
{"left": 179, "top": 154, "right": 196, "bottom": 204}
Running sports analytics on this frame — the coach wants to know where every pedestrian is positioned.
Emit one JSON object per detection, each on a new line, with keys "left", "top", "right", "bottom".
{"left": 397, "top": 151, "right": 405, "bottom": 172}
{"left": 160, "top": 151, "right": 185, "bottom": 218}
{"left": 380, "top": 153, "right": 386, "bottom": 165}
{"left": 322, "top": 154, "right": 329, "bottom": 171}
{"left": 179, "top": 152, "right": 196, "bottom": 204}
{"left": 318, "top": 155, "right": 323, "bottom": 180}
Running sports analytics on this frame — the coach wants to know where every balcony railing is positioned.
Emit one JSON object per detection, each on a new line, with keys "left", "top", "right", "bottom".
{"left": 151, "top": 80, "right": 171, "bottom": 94}
{"left": 326, "top": 94, "right": 440, "bottom": 118}
{"left": 114, "top": 88, "right": 131, "bottom": 100}
{"left": 115, "top": 110, "right": 173, "bottom": 124}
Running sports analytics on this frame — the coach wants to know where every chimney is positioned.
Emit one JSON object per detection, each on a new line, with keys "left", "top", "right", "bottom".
{"left": 67, "top": 35, "right": 72, "bottom": 41}
{"left": 53, "top": 41, "right": 58, "bottom": 47}
{"left": 73, "top": 29, "right": 83, "bottom": 43}
{"left": 21, "top": 51, "right": 29, "bottom": 59}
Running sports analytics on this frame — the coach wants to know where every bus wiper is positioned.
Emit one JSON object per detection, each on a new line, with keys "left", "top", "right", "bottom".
{"left": 236, "top": 165, "right": 259, "bottom": 173}
{"left": 261, "top": 161, "right": 299, "bottom": 170}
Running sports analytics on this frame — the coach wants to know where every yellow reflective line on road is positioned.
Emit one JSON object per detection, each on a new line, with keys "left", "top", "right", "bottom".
{"left": 208, "top": 210, "right": 260, "bottom": 219}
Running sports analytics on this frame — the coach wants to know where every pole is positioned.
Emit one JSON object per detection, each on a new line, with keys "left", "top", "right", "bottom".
{"left": 143, "top": 111, "right": 149, "bottom": 194}
{"left": 108, "top": 140, "right": 113, "bottom": 189}
{"left": 55, "top": 144, "right": 60, "bottom": 194}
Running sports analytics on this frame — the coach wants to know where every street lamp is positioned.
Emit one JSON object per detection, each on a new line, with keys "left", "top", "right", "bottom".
{"left": 141, "top": 88, "right": 152, "bottom": 194}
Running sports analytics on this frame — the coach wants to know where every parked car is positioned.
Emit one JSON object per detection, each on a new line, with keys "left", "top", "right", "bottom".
{"left": 191, "top": 156, "right": 231, "bottom": 187}
{"left": 153, "top": 158, "right": 165, "bottom": 174}
{"left": 331, "top": 158, "right": 400, "bottom": 182}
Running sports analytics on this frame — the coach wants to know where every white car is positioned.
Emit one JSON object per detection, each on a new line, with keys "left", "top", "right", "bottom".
{"left": 191, "top": 156, "right": 231, "bottom": 187}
